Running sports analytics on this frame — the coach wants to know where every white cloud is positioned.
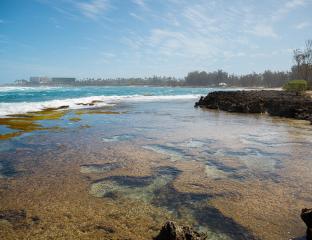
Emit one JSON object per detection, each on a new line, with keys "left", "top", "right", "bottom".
{"left": 132, "top": 0, "right": 147, "bottom": 9}
{"left": 248, "top": 24, "right": 278, "bottom": 38}
{"left": 295, "top": 21, "right": 311, "bottom": 29}
{"left": 129, "top": 12, "right": 144, "bottom": 21}
{"left": 272, "top": 0, "right": 307, "bottom": 21}
{"left": 182, "top": 5, "right": 219, "bottom": 33}
{"left": 76, "top": 0, "right": 109, "bottom": 20}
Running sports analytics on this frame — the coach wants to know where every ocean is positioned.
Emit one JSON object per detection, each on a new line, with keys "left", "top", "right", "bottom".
{"left": 0, "top": 86, "right": 214, "bottom": 116}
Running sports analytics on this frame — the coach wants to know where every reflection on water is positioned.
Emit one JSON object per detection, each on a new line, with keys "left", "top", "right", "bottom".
{"left": 0, "top": 99, "right": 311, "bottom": 240}
{"left": 102, "top": 134, "right": 134, "bottom": 142}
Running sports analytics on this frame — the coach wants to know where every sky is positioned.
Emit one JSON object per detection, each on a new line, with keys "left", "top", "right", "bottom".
{"left": 0, "top": 0, "right": 312, "bottom": 83}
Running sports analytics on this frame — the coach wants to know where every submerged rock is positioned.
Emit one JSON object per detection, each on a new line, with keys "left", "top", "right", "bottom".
{"left": 301, "top": 208, "right": 312, "bottom": 240}
{"left": 195, "top": 91, "right": 312, "bottom": 123}
{"left": 0, "top": 209, "right": 41, "bottom": 229}
{"left": 154, "top": 221, "right": 207, "bottom": 240}
{"left": 0, "top": 209, "right": 27, "bottom": 228}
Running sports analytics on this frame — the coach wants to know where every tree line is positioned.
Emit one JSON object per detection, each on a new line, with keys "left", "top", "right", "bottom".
{"left": 15, "top": 40, "right": 312, "bottom": 88}
{"left": 75, "top": 40, "right": 312, "bottom": 88}
{"left": 184, "top": 69, "right": 292, "bottom": 87}
{"left": 185, "top": 40, "right": 312, "bottom": 88}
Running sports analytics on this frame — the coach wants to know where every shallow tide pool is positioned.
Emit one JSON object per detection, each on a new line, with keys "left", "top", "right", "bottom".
{"left": 0, "top": 95, "right": 311, "bottom": 240}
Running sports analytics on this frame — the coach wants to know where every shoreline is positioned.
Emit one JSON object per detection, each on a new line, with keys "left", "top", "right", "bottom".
{"left": 0, "top": 84, "right": 283, "bottom": 90}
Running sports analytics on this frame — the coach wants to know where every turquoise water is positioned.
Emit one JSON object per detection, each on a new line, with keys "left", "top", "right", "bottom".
{"left": 0, "top": 86, "right": 220, "bottom": 116}
{"left": 0, "top": 86, "right": 211, "bottom": 103}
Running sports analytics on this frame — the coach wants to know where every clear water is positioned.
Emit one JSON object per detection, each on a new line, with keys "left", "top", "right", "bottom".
{"left": 0, "top": 86, "right": 311, "bottom": 240}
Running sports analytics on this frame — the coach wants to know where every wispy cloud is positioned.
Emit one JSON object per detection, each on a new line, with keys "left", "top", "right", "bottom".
{"left": 272, "top": 0, "right": 307, "bottom": 21}
{"left": 76, "top": 0, "right": 109, "bottom": 20}
{"left": 132, "top": 0, "right": 147, "bottom": 9}
{"left": 0, "top": 19, "right": 4, "bottom": 24}
{"left": 295, "top": 21, "right": 311, "bottom": 29}
{"left": 247, "top": 24, "right": 278, "bottom": 38}
{"left": 129, "top": 12, "right": 144, "bottom": 21}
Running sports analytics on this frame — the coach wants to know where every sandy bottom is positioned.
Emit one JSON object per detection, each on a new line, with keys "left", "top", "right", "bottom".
{"left": 0, "top": 100, "right": 311, "bottom": 240}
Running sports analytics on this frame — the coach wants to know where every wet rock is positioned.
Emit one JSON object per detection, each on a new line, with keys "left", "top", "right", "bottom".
{"left": 95, "top": 225, "right": 115, "bottom": 233}
{"left": 44, "top": 105, "right": 69, "bottom": 111}
{"left": 301, "top": 208, "right": 312, "bottom": 240}
{"left": 0, "top": 209, "right": 40, "bottom": 229}
{"left": 31, "top": 215, "right": 40, "bottom": 224}
{"left": 154, "top": 221, "right": 207, "bottom": 240}
{"left": 195, "top": 91, "right": 312, "bottom": 123}
{"left": 79, "top": 223, "right": 115, "bottom": 234}
{"left": 0, "top": 209, "right": 28, "bottom": 228}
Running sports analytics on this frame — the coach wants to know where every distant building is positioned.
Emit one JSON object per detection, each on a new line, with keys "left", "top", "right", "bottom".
{"left": 29, "top": 76, "right": 40, "bottom": 84}
{"left": 15, "top": 79, "right": 28, "bottom": 85}
{"left": 29, "top": 76, "right": 51, "bottom": 84}
{"left": 51, "top": 77, "right": 76, "bottom": 85}
{"left": 39, "top": 76, "right": 50, "bottom": 84}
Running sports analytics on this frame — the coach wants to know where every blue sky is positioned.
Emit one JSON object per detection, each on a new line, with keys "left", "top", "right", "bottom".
{"left": 0, "top": 0, "right": 311, "bottom": 83}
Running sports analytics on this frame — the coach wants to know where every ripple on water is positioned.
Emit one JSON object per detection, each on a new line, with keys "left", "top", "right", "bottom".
{"left": 0, "top": 160, "right": 17, "bottom": 178}
{"left": 240, "top": 133, "right": 312, "bottom": 147}
{"left": 0, "top": 142, "right": 14, "bottom": 152}
{"left": 143, "top": 145, "right": 187, "bottom": 162}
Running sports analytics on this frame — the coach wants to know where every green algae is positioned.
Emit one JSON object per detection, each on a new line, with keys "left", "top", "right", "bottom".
{"left": 79, "top": 124, "right": 91, "bottom": 129}
{"left": 0, "top": 109, "right": 68, "bottom": 140}
{"left": 69, "top": 117, "right": 81, "bottom": 122}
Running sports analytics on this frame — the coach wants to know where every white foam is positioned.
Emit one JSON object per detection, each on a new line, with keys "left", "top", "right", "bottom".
{"left": 0, "top": 94, "right": 200, "bottom": 116}
{"left": 0, "top": 86, "right": 60, "bottom": 92}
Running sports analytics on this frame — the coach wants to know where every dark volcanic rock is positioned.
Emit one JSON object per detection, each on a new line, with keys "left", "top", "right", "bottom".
{"left": 154, "top": 221, "right": 207, "bottom": 240}
{"left": 301, "top": 208, "right": 312, "bottom": 240}
{"left": 195, "top": 90, "right": 312, "bottom": 123}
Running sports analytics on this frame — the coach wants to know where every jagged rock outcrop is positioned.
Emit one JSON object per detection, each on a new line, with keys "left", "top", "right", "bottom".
{"left": 301, "top": 208, "right": 312, "bottom": 240}
{"left": 154, "top": 221, "right": 207, "bottom": 240}
{"left": 195, "top": 90, "right": 312, "bottom": 123}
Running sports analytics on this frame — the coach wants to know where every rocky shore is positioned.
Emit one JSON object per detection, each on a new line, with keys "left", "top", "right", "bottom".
{"left": 155, "top": 221, "right": 207, "bottom": 240}
{"left": 154, "top": 208, "right": 312, "bottom": 240}
{"left": 301, "top": 208, "right": 312, "bottom": 240}
{"left": 195, "top": 90, "right": 312, "bottom": 123}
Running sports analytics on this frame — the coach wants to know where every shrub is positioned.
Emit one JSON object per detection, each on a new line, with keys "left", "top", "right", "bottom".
{"left": 283, "top": 80, "right": 308, "bottom": 93}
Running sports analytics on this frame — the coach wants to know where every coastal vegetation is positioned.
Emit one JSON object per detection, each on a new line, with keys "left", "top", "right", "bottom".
{"left": 283, "top": 79, "right": 308, "bottom": 94}
{"left": 186, "top": 40, "right": 312, "bottom": 88}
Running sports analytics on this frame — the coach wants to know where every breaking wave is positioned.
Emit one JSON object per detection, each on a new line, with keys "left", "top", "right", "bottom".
{"left": 0, "top": 94, "right": 200, "bottom": 116}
